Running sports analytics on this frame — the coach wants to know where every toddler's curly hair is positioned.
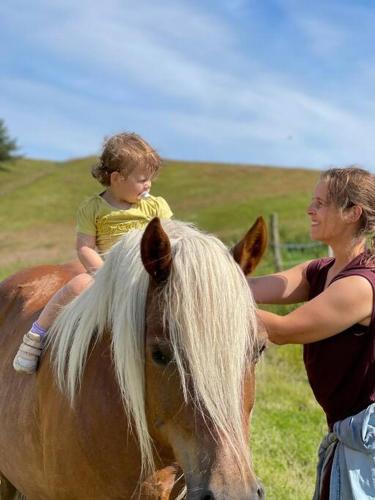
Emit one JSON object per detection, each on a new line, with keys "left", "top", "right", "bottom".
{"left": 92, "top": 132, "right": 162, "bottom": 186}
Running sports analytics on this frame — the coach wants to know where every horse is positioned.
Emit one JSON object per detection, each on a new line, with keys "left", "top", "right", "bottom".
{"left": 0, "top": 216, "right": 267, "bottom": 500}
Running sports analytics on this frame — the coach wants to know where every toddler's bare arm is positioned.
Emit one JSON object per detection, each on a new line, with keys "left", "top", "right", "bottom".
{"left": 76, "top": 233, "right": 103, "bottom": 274}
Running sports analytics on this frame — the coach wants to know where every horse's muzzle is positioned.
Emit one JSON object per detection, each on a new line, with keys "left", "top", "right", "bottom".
{"left": 193, "top": 480, "right": 265, "bottom": 500}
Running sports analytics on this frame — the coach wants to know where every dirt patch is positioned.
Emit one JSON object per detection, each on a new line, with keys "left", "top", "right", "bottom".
{"left": 0, "top": 224, "right": 76, "bottom": 270}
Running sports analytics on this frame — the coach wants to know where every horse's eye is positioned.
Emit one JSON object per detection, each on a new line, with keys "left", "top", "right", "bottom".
{"left": 151, "top": 347, "right": 172, "bottom": 366}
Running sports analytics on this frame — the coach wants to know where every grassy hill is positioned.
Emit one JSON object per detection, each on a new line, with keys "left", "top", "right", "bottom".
{"left": 0, "top": 156, "right": 322, "bottom": 277}
{"left": 0, "top": 157, "right": 325, "bottom": 499}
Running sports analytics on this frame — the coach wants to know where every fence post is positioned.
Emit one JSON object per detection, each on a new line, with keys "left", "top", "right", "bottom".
{"left": 270, "top": 213, "right": 283, "bottom": 272}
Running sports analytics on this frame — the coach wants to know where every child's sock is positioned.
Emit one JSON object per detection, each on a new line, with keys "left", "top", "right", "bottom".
{"left": 30, "top": 321, "right": 48, "bottom": 338}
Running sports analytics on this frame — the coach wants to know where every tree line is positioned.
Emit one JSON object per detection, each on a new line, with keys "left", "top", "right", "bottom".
{"left": 0, "top": 119, "right": 19, "bottom": 161}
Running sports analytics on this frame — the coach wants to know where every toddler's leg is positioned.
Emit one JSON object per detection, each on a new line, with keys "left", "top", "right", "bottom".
{"left": 13, "top": 273, "right": 94, "bottom": 374}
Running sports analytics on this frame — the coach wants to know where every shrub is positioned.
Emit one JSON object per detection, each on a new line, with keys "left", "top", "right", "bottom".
{"left": 0, "top": 119, "right": 19, "bottom": 161}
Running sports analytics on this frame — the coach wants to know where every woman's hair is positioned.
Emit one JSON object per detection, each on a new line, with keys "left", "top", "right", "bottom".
{"left": 92, "top": 132, "right": 162, "bottom": 186}
{"left": 321, "top": 166, "right": 375, "bottom": 255}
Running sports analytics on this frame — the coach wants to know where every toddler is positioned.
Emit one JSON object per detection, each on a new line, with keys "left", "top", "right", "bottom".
{"left": 13, "top": 132, "right": 172, "bottom": 373}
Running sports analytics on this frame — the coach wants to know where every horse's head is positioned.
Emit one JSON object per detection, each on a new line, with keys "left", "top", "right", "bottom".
{"left": 50, "top": 217, "right": 266, "bottom": 499}
{"left": 141, "top": 217, "right": 267, "bottom": 500}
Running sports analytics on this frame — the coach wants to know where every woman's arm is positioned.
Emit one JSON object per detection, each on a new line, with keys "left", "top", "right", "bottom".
{"left": 248, "top": 261, "right": 313, "bottom": 304}
{"left": 259, "top": 275, "right": 373, "bottom": 344}
{"left": 76, "top": 233, "right": 104, "bottom": 274}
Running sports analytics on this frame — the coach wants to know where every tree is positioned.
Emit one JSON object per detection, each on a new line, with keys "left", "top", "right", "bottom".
{"left": 0, "top": 119, "right": 19, "bottom": 161}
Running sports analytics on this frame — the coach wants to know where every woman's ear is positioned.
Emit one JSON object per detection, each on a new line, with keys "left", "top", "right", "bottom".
{"left": 344, "top": 205, "right": 362, "bottom": 223}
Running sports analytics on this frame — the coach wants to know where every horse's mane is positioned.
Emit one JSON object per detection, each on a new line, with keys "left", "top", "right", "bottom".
{"left": 49, "top": 219, "right": 258, "bottom": 477}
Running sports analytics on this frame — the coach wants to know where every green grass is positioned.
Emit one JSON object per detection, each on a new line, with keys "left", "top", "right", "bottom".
{"left": 252, "top": 345, "right": 325, "bottom": 498}
{"left": 0, "top": 157, "right": 327, "bottom": 497}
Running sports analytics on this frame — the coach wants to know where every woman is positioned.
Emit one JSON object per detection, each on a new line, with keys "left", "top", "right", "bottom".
{"left": 249, "top": 167, "right": 375, "bottom": 499}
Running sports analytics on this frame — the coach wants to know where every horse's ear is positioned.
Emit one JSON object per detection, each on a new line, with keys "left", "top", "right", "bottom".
{"left": 231, "top": 216, "right": 268, "bottom": 276}
{"left": 141, "top": 218, "right": 172, "bottom": 284}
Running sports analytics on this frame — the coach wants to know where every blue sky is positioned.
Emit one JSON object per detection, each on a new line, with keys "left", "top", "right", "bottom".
{"left": 1, "top": 0, "right": 375, "bottom": 170}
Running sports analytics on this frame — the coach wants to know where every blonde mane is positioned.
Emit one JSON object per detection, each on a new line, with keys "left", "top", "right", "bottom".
{"left": 49, "top": 219, "right": 258, "bottom": 478}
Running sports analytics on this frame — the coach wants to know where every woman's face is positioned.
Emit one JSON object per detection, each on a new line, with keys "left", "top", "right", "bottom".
{"left": 306, "top": 181, "right": 347, "bottom": 244}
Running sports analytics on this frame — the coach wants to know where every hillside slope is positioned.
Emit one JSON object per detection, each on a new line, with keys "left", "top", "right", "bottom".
{"left": 0, "top": 156, "right": 320, "bottom": 279}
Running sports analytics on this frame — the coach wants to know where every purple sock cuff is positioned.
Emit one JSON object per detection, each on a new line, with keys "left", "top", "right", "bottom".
{"left": 31, "top": 321, "right": 48, "bottom": 337}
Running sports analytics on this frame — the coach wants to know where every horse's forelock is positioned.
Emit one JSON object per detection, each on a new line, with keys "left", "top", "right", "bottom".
{"left": 162, "top": 224, "right": 257, "bottom": 476}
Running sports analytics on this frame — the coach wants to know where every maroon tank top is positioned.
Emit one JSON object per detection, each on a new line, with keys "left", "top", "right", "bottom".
{"left": 304, "top": 253, "right": 375, "bottom": 429}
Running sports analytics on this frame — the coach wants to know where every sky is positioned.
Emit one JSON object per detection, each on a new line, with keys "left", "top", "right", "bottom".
{"left": 1, "top": 0, "right": 375, "bottom": 170}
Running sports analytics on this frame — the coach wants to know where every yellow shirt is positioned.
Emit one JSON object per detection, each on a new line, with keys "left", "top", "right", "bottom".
{"left": 76, "top": 194, "right": 173, "bottom": 253}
